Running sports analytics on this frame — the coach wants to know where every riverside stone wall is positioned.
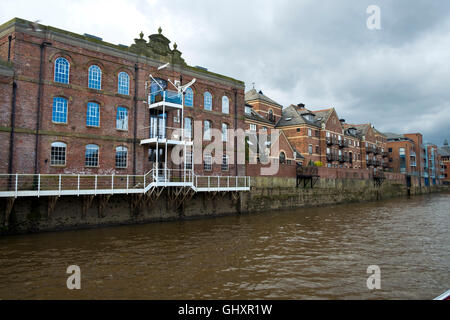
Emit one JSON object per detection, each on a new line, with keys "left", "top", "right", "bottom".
{"left": 1, "top": 177, "right": 447, "bottom": 235}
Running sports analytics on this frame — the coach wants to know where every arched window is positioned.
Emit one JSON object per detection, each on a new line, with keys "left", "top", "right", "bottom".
{"left": 116, "top": 107, "right": 128, "bottom": 130}
{"left": 204, "top": 92, "right": 212, "bottom": 111}
{"left": 222, "top": 96, "right": 229, "bottom": 114}
{"left": 118, "top": 72, "right": 129, "bottom": 95}
{"left": 54, "top": 57, "right": 70, "bottom": 84}
{"left": 86, "top": 102, "right": 100, "bottom": 127}
{"left": 88, "top": 65, "right": 102, "bottom": 90}
{"left": 222, "top": 123, "right": 228, "bottom": 142}
{"left": 184, "top": 117, "right": 192, "bottom": 139}
{"left": 51, "top": 142, "right": 67, "bottom": 166}
{"left": 149, "top": 78, "right": 167, "bottom": 103}
{"left": 204, "top": 120, "right": 211, "bottom": 141}
{"left": 85, "top": 144, "right": 99, "bottom": 167}
{"left": 52, "top": 97, "right": 68, "bottom": 123}
{"left": 279, "top": 152, "right": 286, "bottom": 164}
{"left": 115, "top": 146, "right": 128, "bottom": 168}
{"left": 185, "top": 87, "right": 194, "bottom": 107}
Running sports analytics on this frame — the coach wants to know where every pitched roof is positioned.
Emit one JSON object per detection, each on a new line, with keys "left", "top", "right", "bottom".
{"left": 438, "top": 147, "right": 450, "bottom": 157}
{"left": 311, "top": 108, "right": 334, "bottom": 126}
{"left": 276, "top": 105, "right": 321, "bottom": 128}
{"left": 383, "top": 132, "right": 404, "bottom": 140}
{"left": 342, "top": 124, "right": 361, "bottom": 138}
{"left": 244, "top": 105, "right": 274, "bottom": 125}
{"left": 245, "top": 89, "right": 283, "bottom": 107}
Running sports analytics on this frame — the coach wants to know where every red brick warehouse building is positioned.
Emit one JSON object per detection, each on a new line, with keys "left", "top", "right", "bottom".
{"left": 0, "top": 18, "right": 247, "bottom": 177}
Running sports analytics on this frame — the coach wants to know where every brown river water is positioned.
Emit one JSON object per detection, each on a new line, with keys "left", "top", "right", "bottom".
{"left": 0, "top": 193, "right": 449, "bottom": 300}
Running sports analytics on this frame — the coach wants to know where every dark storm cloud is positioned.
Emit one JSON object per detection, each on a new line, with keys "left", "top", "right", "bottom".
{"left": 1, "top": 0, "right": 449, "bottom": 144}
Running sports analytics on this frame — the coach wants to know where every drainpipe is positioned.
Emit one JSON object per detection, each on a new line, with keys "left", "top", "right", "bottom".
{"left": 8, "top": 82, "right": 17, "bottom": 178}
{"left": 133, "top": 63, "right": 138, "bottom": 175}
{"left": 233, "top": 88, "right": 238, "bottom": 176}
{"left": 7, "top": 35, "right": 12, "bottom": 62}
{"left": 34, "top": 41, "right": 52, "bottom": 175}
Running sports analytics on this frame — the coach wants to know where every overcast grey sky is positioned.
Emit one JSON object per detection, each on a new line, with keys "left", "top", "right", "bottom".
{"left": 1, "top": 0, "right": 449, "bottom": 145}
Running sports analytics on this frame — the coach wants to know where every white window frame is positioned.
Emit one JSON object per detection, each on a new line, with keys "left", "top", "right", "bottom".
{"left": 204, "top": 154, "right": 212, "bottom": 171}
{"left": 116, "top": 107, "right": 128, "bottom": 131}
{"left": 85, "top": 144, "right": 99, "bottom": 167}
{"left": 204, "top": 120, "right": 212, "bottom": 141}
{"left": 204, "top": 92, "right": 212, "bottom": 111}
{"left": 50, "top": 142, "right": 67, "bottom": 166}
{"left": 222, "top": 123, "right": 228, "bottom": 142}
{"left": 222, "top": 96, "right": 229, "bottom": 114}
{"left": 115, "top": 146, "right": 128, "bottom": 168}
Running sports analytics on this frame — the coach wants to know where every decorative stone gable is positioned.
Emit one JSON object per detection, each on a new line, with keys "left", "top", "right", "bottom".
{"left": 129, "top": 28, "right": 187, "bottom": 66}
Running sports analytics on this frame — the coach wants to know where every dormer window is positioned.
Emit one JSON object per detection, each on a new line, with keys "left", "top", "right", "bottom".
{"left": 348, "top": 128, "right": 356, "bottom": 135}
{"left": 245, "top": 105, "right": 252, "bottom": 115}
{"left": 303, "top": 113, "right": 315, "bottom": 122}
{"left": 268, "top": 109, "right": 274, "bottom": 121}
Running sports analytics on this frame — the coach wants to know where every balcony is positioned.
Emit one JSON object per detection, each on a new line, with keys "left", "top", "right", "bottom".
{"left": 326, "top": 153, "right": 339, "bottom": 162}
{"left": 140, "top": 126, "right": 192, "bottom": 146}
{"left": 326, "top": 137, "right": 333, "bottom": 146}
{"left": 366, "top": 146, "right": 376, "bottom": 154}
{"left": 148, "top": 90, "right": 183, "bottom": 110}
{"left": 338, "top": 140, "right": 349, "bottom": 148}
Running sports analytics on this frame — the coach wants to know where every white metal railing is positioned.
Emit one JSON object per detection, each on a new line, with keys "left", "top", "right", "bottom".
{"left": 0, "top": 170, "right": 250, "bottom": 198}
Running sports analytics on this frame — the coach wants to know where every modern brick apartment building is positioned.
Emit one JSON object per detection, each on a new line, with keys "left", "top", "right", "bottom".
{"left": 244, "top": 89, "right": 301, "bottom": 177}
{"left": 0, "top": 18, "right": 246, "bottom": 177}
{"left": 385, "top": 133, "right": 418, "bottom": 175}
{"left": 424, "top": 143, "right": 441, "bottom": 186}
{"left": 385, "top": 132, "right": 442, "bottom": 186}
{"left": 277, "top": 103, "right": 387, "bottom": 171}
{"left": 438, "top": 139, "right": 450, "bottom": 183}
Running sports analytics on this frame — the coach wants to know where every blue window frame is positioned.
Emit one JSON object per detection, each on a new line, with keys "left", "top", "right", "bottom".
{"left": 54, "top": 57, "right": 70, "bottom": 84}
{"left": 52, "top": 97, "right": 68, "bottom": 123}
{"left": 86, "top": 102, "right": 100, "bottom": 127}
{"left": 88, "top": 65, "right": 102, "bottom": 90}
{"left": 185, "top": 87, "right": 194, "bottom": 107}
{"left": 118, "top": 72, "right": 129, "bottom": 95}
{"left": 204, "top": 92, "right": 212, "bottom": 111}
{"left": 116, "top": 107, "right": 128, "bottom": 130}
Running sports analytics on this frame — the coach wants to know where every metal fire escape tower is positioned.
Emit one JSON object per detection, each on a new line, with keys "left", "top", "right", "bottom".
{"left": 140, "top": 73, "right": 194, "bottom": 187}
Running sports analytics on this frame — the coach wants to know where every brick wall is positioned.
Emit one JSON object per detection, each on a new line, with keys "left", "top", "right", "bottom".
{"left": 1, "top": 25, "right": 245, "bottom": 176}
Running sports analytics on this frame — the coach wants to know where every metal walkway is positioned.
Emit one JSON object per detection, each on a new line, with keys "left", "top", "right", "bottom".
{"left": 0, "top": 170, "right": 250, "bottom": 198}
